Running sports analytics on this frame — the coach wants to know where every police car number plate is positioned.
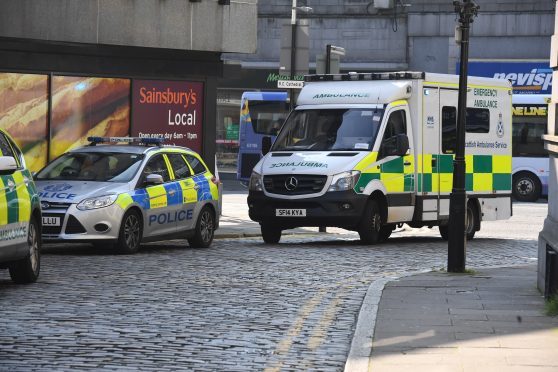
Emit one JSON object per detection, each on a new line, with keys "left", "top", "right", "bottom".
{"left": 276, "top": 209, "right": 306, "bottom": 217}
{"left": 42, "top": 216, "right": 61, "bottom": 226}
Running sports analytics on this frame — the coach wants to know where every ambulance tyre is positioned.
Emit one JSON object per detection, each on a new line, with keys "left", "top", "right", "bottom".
{"left": 513, "top": 172, "right": 541, "bottom": 202}
{"left": 379, "top": 224, "right": 395, "bottom": 242}
{"left": 438, "top": 203, "right": 478, "bottom": 241}
{"left": 261, "top": 223, "right": 281, "bottom": 244}
{"left": 358, "top": 200, "right": 382, "bottom": 244}
{"left": 188, "top": 206, "right": 215, "bottom": 248}
{"left": 116, "top": 209, "right": 142, "bottom": 254}
{"left": 9, "top": 216, "right": 41, "bottom": 284}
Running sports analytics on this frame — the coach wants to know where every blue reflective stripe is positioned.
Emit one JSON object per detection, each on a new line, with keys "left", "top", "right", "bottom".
{"left": 131, "top": 189, "right": 150, "bottom": 209}
{"left": 164, "top": 182, "right": 182, "bottom": 206}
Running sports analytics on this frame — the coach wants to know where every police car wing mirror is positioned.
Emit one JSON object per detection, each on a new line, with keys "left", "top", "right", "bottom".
{"left": 145, "top": 174, "right": 164, "bottom": 186}
{"left": 0, "top": 156, "right": 17, "bottom": 175}
{"left": 395, "top": 134, "right": 410, "bottom": 157}
{"left": 262, "top": 136, "right": 272, "bottom": 156}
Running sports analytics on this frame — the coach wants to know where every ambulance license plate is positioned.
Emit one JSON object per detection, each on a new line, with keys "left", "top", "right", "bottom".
{"left": 276, "top": 209, "right": 306, "bottom": 217}
{"left": 42, "top": 216, "right": 61, "bottom": 226}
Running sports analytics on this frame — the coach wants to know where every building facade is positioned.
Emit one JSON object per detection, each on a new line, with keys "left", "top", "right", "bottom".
{"left": 0, "top": 0, "right": 257, "bottom": 172}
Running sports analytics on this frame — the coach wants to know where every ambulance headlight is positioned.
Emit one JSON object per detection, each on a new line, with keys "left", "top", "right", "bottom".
{"left": 249, "top": 171, "right": 264, "bottom": 192}
{"left": 328, "top": 171, "right": 361, "bottom": 192}
{"left": 77, "top": 195, "right": 118, "bottom": 210}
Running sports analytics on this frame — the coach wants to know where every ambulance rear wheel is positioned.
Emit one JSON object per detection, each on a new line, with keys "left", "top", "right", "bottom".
{"left": 261, "top": 223, "right": 281, "bottom": 244}
{"left": 116, "top": 210, "right": 142, "bottom": 254}
{"left": 9, "top": 216, "right": 41, "bottom": 284}
{"left": 188, "top": 206, "right": 215, "bottom": 248}
{"left": 438, "top": 204, "right": 477, "bottom": 241}
{"left": 379, "top": 224, "right": 395, "bottom": 242}
{"left": 513, "top": 172, "right": 541, "bottom": 202}
{"left": 358, "top": 200, "right": 382, "bottom": 244}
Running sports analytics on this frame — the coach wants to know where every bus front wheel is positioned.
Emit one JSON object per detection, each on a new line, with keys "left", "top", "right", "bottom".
{"left": 513, "top": 172, "right": 541, "bottom": 202}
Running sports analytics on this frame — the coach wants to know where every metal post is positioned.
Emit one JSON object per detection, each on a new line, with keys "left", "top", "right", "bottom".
{"left": 289, "top": 0, "right": 297, "bottom": 110}
{"left": 325, "top": 44, "right": 332, "bottom": 74}
{"left": 448, "top": 0, "right": 479, "bottom": 273}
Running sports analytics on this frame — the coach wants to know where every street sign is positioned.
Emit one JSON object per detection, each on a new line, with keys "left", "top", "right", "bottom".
{"left": 277, "top": 80, "right": 304, "bottom": 89}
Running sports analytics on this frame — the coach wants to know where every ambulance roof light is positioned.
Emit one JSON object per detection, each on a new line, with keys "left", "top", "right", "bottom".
{"left": 87, "top": 137, "right": 165, "bottom": 147}
{"left": 304, "top": 71, "right": 425, "bottom": 82}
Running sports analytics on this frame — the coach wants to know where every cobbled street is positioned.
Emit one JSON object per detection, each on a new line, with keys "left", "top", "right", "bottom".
{"left": 0, "top": 202, "right": 545, "bottom": 371}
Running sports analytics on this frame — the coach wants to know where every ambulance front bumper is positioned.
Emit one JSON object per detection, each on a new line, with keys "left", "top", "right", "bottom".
{"left": 247, "top": 191, "right": 368, "bottom": 229}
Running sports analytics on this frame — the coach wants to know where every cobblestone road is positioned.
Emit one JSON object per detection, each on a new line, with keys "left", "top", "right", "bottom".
{"left": 0, "top": 203, "right": 544, "bottom": 371}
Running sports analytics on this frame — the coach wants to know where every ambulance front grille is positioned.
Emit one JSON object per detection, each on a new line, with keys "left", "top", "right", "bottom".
{"left": 263, "top": 175, "right": 327, "bottom": 195}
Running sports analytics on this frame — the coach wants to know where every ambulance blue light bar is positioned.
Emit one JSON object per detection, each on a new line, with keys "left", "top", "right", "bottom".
{"left": 87, "top": 137, "right": 164, "bottom": 146}
{"left": 304, "top": 71, "right": 425, "bottom": 82}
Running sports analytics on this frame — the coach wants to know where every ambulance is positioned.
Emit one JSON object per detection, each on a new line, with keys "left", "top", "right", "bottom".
{"left": 247, "top": 72, "right": 512, "bottom": 244}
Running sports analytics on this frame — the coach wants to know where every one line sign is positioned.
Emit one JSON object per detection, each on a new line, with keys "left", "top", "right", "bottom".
{"left": 277, "top": 80, "right": 304, "bottom": 89}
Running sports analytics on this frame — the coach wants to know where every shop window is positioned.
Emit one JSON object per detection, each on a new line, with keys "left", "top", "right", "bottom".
{"left": 0, "top": 73, "right": 49, "bottom": 171}
{"left": 50, "top": 76, "right": 130, "bottom": 160}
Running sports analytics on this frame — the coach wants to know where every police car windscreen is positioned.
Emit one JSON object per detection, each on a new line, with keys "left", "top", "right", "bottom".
{"left": 36, "top": 152, "right": 144, "bottom": 182}
{"left": 272, "top": 108, "right": 383, "bottom": 151}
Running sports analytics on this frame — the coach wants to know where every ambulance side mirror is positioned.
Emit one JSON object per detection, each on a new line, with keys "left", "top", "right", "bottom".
{"left": 262, "top": 136, "right": 272, "bottom": 156}
{"left": 395, "top": 134, "right": 410, "bottom": 156}
{"left": 0, "top": 156, "right": 17, "bottom": 175}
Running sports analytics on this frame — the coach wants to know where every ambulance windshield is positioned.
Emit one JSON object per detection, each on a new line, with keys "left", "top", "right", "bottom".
{"left": 272, "top": 108, "right": 384, "bottom": 151}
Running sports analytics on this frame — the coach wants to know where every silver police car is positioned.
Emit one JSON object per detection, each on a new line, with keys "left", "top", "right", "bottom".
{"left": 34, "top": 137, "right": 221, "bottom": 253}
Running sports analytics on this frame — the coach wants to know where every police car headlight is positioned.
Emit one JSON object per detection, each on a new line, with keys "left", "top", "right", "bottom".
{"left": 328, "top": 171, "right": 361, "bottom": 192}
{"left": 77, "top": 195, "right": 118, "bottom": 210}
{"left": 249, "top": 171, "right": 264, "bottom": 192}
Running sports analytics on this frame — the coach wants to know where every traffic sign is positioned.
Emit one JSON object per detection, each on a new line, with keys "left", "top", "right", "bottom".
{"left": 277, "top": 80, "right": 304, "bottom": 89}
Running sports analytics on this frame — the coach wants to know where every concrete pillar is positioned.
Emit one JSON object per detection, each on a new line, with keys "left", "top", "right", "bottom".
{"left": 537, "top": 2, "right": 558, "bottom": 297}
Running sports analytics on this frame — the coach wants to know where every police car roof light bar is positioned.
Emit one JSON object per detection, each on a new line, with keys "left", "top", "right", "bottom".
{"left": 304, "top": 71, "right": 425, "bottom": 82}
{"left": 87, "top": 137, "right": 165, "bottom": 146}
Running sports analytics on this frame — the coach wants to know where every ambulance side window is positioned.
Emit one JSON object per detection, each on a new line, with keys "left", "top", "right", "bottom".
{"left": 184, "top": 154, "right": 207, "bottom": 175}
{"left": 442, "top": 106, "right": 457, "bottom": 154}
{"left": 0, "top": 133, "right": 15, "bottom": 160}
{"left": 142, "top": 154, "right": 170, "bottom": 184}
{"left": 167, "top": 153, "right": 192, "bottom": 180}
{"left": 379, "top": 110, "right": 407, "bottom": 159}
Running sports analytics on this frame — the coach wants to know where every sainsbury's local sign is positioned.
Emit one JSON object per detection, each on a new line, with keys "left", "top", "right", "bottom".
{"left": 458, "top": 61, "right": 552, "bottom": 95}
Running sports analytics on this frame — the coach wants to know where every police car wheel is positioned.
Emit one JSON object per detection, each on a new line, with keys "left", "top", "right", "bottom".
{"left": 9, "top": 216, "right": 41, "bottom": 284}
{"left": 261, "top": 223, "right": 281, "bottom": 244}
{"left": 513, "top": 172, "right": 541, "bottom": 202}
{"left": 116, "top": 210, "right": 142, "bottom": 254}
{"left": 358, "top": 200, "right": 382, "bottom": 245}
{"left": 188, "top": 206, "right": 215, "bottom": 248}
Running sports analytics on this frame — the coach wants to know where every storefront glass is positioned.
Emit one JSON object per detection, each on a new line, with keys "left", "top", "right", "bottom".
{"left": 50, "top": 76, "right": 130, "bottom": 159}
{"left": 0, "top": 73, "right": 48, "bottom": 171}
{"left": 216, "top": 89, "right": 244, "bottom": 172}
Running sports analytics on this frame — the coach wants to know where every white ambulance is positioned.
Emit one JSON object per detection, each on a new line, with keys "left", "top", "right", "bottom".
{"left": 247, "top": 72, "right": 512, "bottom": 244}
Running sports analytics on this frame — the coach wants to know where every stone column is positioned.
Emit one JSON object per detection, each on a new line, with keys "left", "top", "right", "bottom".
{"left": 538, "top": 2, "right": 558, "bottom": 297}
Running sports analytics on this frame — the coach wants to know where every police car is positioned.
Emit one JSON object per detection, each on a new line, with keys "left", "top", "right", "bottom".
{"left": 0, "top": 129, "right": 42, "bottom": 283}
{"left": 34, "top": 137, "right": 221, "bottom": 254}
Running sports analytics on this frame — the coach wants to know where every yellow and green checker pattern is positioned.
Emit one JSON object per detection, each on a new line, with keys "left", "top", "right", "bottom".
{"left": 416, "top": 154, "right": 511, "bottom": 193}
{"left": 353, "top": 152, "right": 415, "bottom": 193}
{"left": 0, "top": 169, "right": 38, "bottom": 225}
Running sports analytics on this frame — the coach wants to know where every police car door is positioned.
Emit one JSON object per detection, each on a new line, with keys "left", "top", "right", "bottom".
{"left": 166, "top": 153, "right": 196, "bottom": 231}
{"left": 139, "top": 154, "right": 176, "bottom": 237}
{"left": 0, "top": 133, "right": 29, "bottom": 256}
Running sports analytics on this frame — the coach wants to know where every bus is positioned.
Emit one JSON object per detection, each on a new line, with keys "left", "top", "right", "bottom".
{"left": 512, "top": 94, "right": 550, "bottom": 202}
{"left": 237, "top": 91, "right": 289, "bottom": 184}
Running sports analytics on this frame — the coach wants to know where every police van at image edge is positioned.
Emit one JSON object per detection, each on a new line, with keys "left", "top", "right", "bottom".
{"left": 0, "top": 129, "right": 42, "bottom": 284}
{"left": 247, "top": 71, "right": 513, "bottom": 244}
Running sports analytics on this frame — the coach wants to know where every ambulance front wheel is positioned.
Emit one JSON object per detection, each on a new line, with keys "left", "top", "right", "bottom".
{"left": 116, "top": 209, "right": 143, "bottom": 254}
{"left": 261, "top": 223, "right": 281, "bottom": 244}
{"left": 9, "top": 216, "right": 41, "bottom": 284}
{"left": 358, "top": 200, "right": 383, "bottom": 244}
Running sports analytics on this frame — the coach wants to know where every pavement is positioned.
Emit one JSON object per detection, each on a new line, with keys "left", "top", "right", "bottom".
{"left": 218, "top": 173, "right": 558, "bottom": 372}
